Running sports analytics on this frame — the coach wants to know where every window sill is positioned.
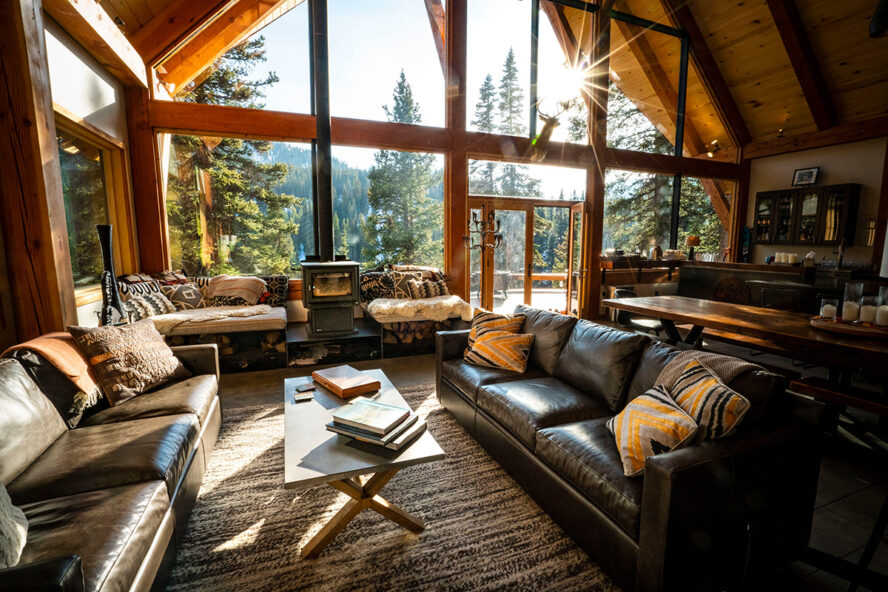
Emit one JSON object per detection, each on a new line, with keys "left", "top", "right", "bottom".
{"left": 75, "top": 285, "right": 103, "bottom": 307}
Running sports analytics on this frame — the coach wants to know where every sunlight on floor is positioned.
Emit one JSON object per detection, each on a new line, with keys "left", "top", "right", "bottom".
{"left": 213, "top": 518, "right": 266, "bottom": 552}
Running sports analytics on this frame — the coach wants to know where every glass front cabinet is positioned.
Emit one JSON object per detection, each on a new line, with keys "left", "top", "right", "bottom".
{"left": 752, "top": 183, "right": 859, "bottom": 246}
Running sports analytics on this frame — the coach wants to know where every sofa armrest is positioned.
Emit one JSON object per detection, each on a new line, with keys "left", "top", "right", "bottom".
{"left": 635, "top": 420, "right": 821, "bottom": 591}
{"left": 171, "top": 344, "right": 220, "bottom": 380}
{"left": 0, "top": 555, "right": 84, "bottom": 592}
{"left": 436, "top": 330, "right": 469, "bottom": 361}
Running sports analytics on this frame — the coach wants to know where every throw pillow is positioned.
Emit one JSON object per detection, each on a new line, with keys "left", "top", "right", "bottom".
{"left": 408, "top": 278, "right": 449, "bottom": 299}
{"left": 390, "top": 271, "right": 420, "bottom": 299}
{"left": 359, "top": 271, "right": 396, "bottom": 302}
{"left": 606, "top": 385, "right": 699, "bottom": 477}
{"left": 117, "top": 272, "right": 153, "bottom": 284}
{"left": 122, "top": 292, "right": 176, "bottom": 321}
{"left": 390, "top": 264, "right": 443, "bottom": 281}
{"left": 464, "top": 330, "right": 534, "bottom": 373}
{"left": 68, "top": 320, "right": 191, "bottom": 406}
{"left": 467, "top": 309, "right": 526, "bottom": 349}
{"left": 160, "top": 282, "right": 206, "bottom": 310}
{"left": 0, "top": 483, "right": 27, "bottom": 568}
{"left": 117, "top": 279, "right": 162, "bottom": 301}
{"left": 671, "top": 359, "right": 750, "bottom": 440}
{"left": 257, "top": 275, "right": 289, "bottom": 307}
{"left": 151, "top": 269, "right": 189, "bottom": 285}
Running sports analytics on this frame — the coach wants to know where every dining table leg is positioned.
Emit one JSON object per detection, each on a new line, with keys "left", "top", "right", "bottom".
{"left": 659, "top": 319, "right": 703, "bottom": 346}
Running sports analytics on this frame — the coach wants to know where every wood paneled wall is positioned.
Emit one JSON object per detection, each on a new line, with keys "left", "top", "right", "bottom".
{"left": 0, "top": 0, "right": 77, "bottom": 340}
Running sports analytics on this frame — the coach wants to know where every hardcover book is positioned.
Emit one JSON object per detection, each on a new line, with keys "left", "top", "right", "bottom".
{"left": 331, "top": 398, "right": 410, "bottom": 435}
{"left": 312, "top": 365, "right": 381, "bottom": 398}
{"left": 326, "top": 412, "right": 418, "bottom": 445}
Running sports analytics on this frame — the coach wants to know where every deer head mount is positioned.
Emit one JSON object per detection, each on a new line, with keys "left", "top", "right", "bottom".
{"left": 526, "top": 101, "right": 570, "bottom": 162}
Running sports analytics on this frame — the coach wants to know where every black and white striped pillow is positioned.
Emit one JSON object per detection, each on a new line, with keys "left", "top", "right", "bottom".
{"left": 117, "top": 280, "right": 162, "bottom": 301}
{"left": 408, "top": 279, "right": 449, "bottom": 299}
{"left": 123, "top": 293, "right": 176, "bottom": 321}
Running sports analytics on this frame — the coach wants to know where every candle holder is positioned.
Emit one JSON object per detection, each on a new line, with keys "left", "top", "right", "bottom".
{"left": 464, "top": 210, "right": 504, "bottom": 252}
{"left": 843, "top": 282, "right": 864, "bottom": 323}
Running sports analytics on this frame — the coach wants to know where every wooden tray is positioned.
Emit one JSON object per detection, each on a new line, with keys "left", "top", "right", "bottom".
{"left": 810, "top": 316, "right": 888, "bottom": 340}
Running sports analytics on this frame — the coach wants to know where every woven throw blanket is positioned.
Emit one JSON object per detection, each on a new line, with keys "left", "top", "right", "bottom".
{"left": 366, "top": 295, "right": 473, "bottom": 322}
{"left": 655, "top": 350, "right": 762, "bottom": 389}
{"left": 207, "top": 275, "right": 267, "bottom": 305}
{"left": 151, "top": 305, "right": 273, "bottom": 334}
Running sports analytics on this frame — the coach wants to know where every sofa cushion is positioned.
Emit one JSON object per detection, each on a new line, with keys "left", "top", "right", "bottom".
{"left": 159, "top": 306, "right": 288, "bottom": 336}
{"left": 478, "top": 377, "right": 609, "bottom": 449}
{"left": 553, "top": 320, "right": 650, "bottom": 412}
{"left": 19, "top": 482, "right": 169, "bottom": 592}
{"left": 626, "top": 340, "right": 681, "bottom": 403}
{"left": 0, "top": 359, "right": 67, "bottom": 485}
{"left": 515, "top": 305, "right": 578, "bottom": 374}
{"left": 8, "top": 414, "right": 199, "bottom": 505}
{"left": 80, "top": 375, "right": 218, "bottom": 427}
{"left": 440, "top": 359, "right": 546, "bottom": 402}
{"left": 536, "top": 418, "right": 644, "bottom": 538}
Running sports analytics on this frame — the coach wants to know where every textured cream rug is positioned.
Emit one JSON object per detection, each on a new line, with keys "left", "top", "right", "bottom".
{"left": 166, "top": 384, "right": 618, "bottom": 592}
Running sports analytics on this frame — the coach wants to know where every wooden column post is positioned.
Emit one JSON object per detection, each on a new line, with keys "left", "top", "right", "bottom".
{"left": 729, "top": 156, "right": 751, "bottom": 263}
{"left": 125, "top": 85, "right": 170, "bottom": 273}
{"left": 0, "top": 0, "right": 77, "bottom": 340}
{"left": 580, "top": 9, "right": 610, "bottom": 320}
{"left": 445, "top": 0, "right": 468, "bottom": 297}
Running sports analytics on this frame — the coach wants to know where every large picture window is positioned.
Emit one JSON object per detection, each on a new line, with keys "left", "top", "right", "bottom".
{"left": 57, "top": 128, "right": 110, "bottom": 289}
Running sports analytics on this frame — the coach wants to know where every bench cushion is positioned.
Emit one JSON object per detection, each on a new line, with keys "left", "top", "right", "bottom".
{"left": 8, "top": 414, "right": 198, "bottom": 505}
{"left": 477, "top": 377, "right": 609, "bottom": 449}
{"left": 159, "top": 306, "right": 287, "bottom": 336}
{"left": 81, "top": 375, "right": 218, "bottom": 427}
{"left": 19, "top": 482, "right": 169, "bottom": 592}
{"left": 536, "top": 418, "right": 643, "bottom": 538}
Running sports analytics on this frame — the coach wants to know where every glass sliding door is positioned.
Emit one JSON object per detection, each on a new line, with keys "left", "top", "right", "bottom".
{"left": 531, "top": 206, "right": 569, "bottom": 313}
{"left": 567, "top": 203, "right": 584, "bottom": 316}
{"left": 492, "top": 209, "right": 528, "bottom": 314}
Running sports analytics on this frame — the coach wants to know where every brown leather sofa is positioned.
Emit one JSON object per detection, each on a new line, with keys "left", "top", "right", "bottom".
{"left": 436, "top": 305, "right": 822, "bottom": 591}
{"left": 0, "top": 344, "right": 222, "bottom": 592}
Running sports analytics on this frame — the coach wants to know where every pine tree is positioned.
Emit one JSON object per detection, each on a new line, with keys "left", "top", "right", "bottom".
{"left": 166, "top": 37, "right": 300, "bottom": 275}
{"left": 495, "top": 48, "right": 538, "bottom": 197}
{"left": 362, "top": 72, "right": 443, "bottom": 269}
{"left": 470, "top": 74, "right": 498, "bottom": 195}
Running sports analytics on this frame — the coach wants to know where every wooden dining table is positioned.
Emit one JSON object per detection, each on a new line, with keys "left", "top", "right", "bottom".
{"left": 602, "top": 295, "right": 888, "bottom": 374}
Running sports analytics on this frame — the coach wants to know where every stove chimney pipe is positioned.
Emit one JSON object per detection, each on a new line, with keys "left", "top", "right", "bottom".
{"left": 309, "top": 0, "right": 334, "bottom": 262}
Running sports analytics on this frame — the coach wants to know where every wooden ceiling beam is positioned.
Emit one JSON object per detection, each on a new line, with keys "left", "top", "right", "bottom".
{"left": 764, "top": 0, "right": 838, "bottom": 131}
{"left": 129, "top": 0, "right": 234, "bottom": 66}
{"left": 423, "top": 0, "right": 446, "bottom": 77}
{"left": 660, "top": 0, "right": 751, "bottom": 146}
{"left": 158, "top": 0, "right": 288, "bottom": 94}
{"left": 42, "top": 0, "right": 147, "bottom": 87}
{"left": 743, "top": 115, "right": 888, "bottom": 159}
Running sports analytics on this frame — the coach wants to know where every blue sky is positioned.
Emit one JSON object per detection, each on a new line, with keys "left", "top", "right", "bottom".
{"left": 252, "top": 0, "right": 587, "bottom": 197}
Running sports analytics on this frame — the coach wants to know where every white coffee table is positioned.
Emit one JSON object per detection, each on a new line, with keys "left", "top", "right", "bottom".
{"left": 284, "top": 368, "right": 444, "bottom": 558}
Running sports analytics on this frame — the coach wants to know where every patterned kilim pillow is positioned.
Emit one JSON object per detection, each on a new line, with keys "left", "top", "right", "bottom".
{"left": 359, "top": 271, "right": 396, "bottom": 302}
{"left": 407, "top": 279, "right": 449, "bottom": 299}
{"left": 117, "top": 280, "right": 162, "bottom": 301}
{"left": 464, "top": 330, "right": 534, "bottom": 373}
{"left": 606, "top": 385, "right": 699, "bottom": 476}
{"left": 68, "top": 319, "right": 191, "bottom": 406}
{"left": 390, "top": 271, "right": 421, "bottom": 299}
{"left": 257, "top": 275, "right": 289, "bottom": 307}
{"left": 467, "top": 309, "right": 526, "bottom": 349}
{"left": 122, "top": 293, "right": 177, "bottom": 321}
{"left": 151, "top": 269, "right": 189, "bottom": 285}
{"left": 160, "top": 282, "right": 206, "bottom": 310}
{"left": 390, "top": 264, "right": 443, "bottom": 282}
{"left": 671, "top": 359, "right": 750, "bottom": 440}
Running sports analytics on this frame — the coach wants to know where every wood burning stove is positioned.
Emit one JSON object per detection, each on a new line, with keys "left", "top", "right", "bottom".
{"left": 301, "top": 260, "right": 360, "bottom": 336}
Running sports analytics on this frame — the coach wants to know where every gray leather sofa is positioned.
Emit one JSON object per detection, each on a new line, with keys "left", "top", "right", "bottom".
{"left": 0, "top": 344, "right": 221, "bottom": 592}
{"left": 436, "top": 305, "right": 822, "bottom": 591}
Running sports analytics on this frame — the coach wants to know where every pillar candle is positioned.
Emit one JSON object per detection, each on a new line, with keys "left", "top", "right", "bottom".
{"left": 820, "top": 304, "right": 837, "bottom": 318}
{"left": 877, "top": 305, "right": 888, "bottom": 326}
{"left": 842, "top": 301, "right": 860, "bottom": 321}
{"left": 860, "top": 305, "right": 877, "bottom": 323}
{"left": 789, "top": 253, "right": 799, "bottom": 264}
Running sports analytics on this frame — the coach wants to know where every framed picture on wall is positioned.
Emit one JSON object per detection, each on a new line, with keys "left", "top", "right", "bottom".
{"left": 792, "top": 167, "right": 820, "bottom": 186}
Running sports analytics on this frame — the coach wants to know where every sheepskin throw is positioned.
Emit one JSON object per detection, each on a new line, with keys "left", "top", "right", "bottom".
{"left": 150, "top": 305, "right": 273, "bottom": 334}
{"left": 206, "top": 275, "right": 268, "bottom": 305}
{"left": 365, "top": 295, "right": 472, "bottom": 323}
{"left": 0, "top": 483, "right": 27, "bottom": 568}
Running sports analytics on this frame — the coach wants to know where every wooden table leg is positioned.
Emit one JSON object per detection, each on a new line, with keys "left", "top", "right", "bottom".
{"left": 301, "top": 468, "right": 425, "bottom": 558}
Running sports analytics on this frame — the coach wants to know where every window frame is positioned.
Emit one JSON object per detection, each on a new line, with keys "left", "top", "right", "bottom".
{"left": 54, "top": 105, "right": 138, "bottom": 306}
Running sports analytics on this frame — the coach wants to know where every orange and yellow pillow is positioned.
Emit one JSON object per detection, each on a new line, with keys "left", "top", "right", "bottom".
{"left": 606, "top": 385, "right": 699, "bottom": 476}
{"left": 466, "top": 309, "right": 526, "bottom": 349}
{"left": 464, "top": 330, "right": 535, "bottom": 373}
{"left": 671, "top": 360, "right": 750, "bottom": 440}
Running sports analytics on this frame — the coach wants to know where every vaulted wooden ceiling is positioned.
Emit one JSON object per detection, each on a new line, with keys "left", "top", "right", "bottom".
{"left": 96, "top": 0, "right": 888, "bottom": 153}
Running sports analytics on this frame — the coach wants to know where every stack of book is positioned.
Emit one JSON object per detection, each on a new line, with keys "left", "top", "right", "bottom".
{"left": 326, "top": 398, "right": 426, "bottom": 451}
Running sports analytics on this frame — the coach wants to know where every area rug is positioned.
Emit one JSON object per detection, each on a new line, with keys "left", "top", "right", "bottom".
{"left": 167, "top": 384, "right": 618, "bottom": 592}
